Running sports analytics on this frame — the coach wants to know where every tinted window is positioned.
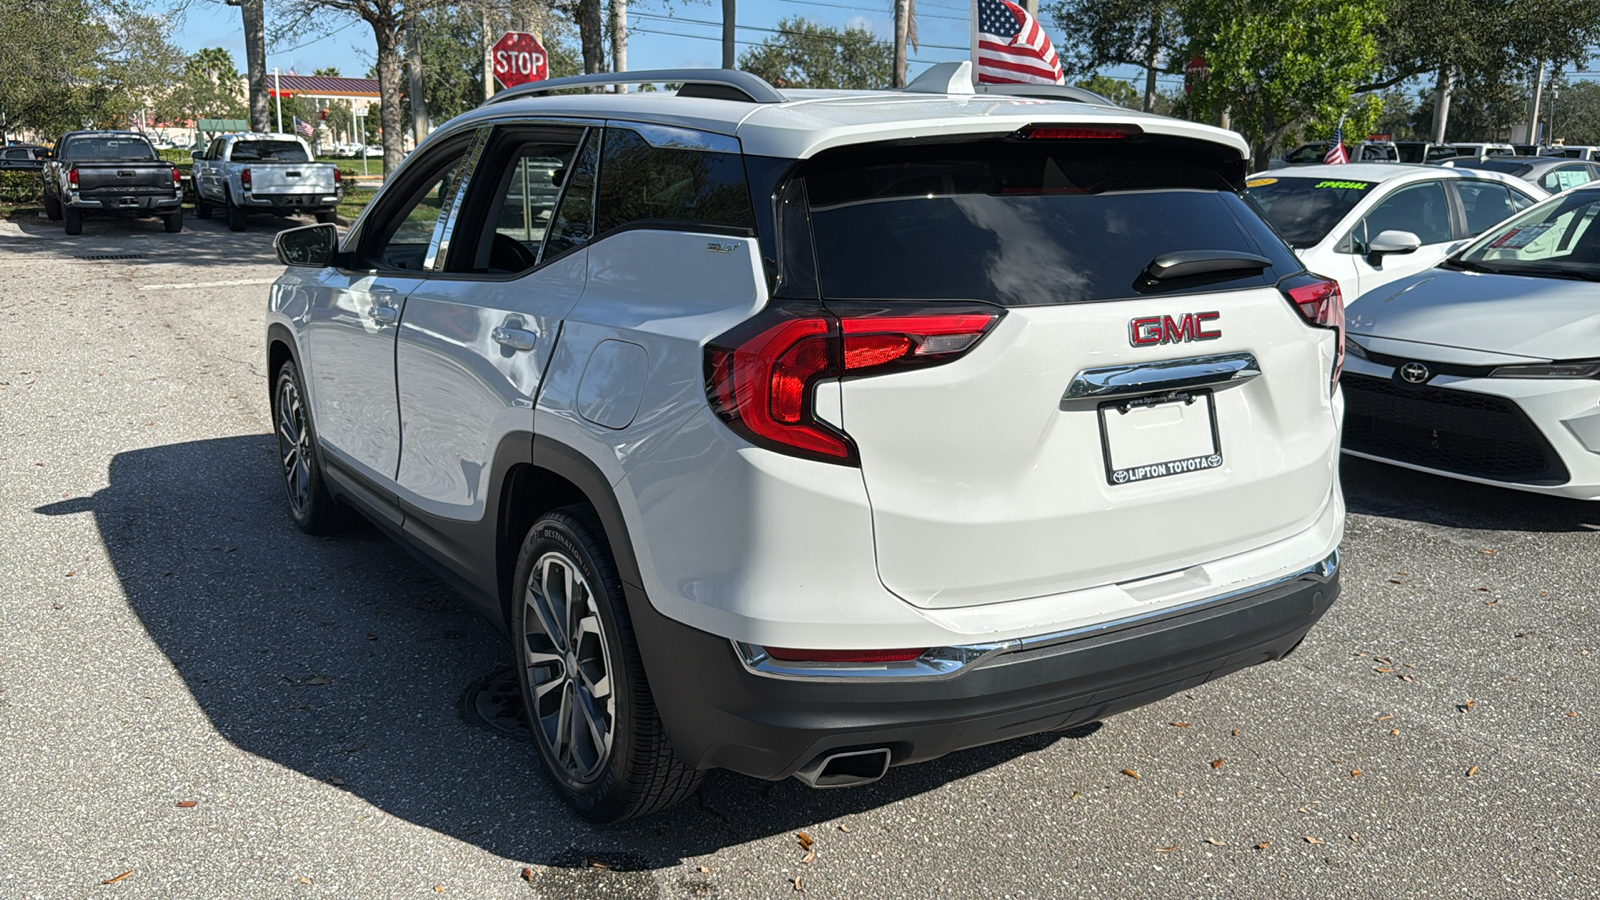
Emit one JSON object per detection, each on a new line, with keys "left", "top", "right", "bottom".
{"left": 1245, "top": 176, "right": 1374, "bottom": 248}
{"left": 362, "top": 137, "right": 471, "bottom": 270}
{"left": 594, "top": 128, "right": 754, "bottom": 234}
{"left": 805, "top": 142, "right": 1295, "bottom": 306}
{"left": 1455, "top": 180, "right": 1519, "bottom": 235}
{"left": 230, "top": 140, "right": 309, "bottom": 162}
{"left": 62, "top": 136, "right": 154, "bottom": 161}
{"left": 455, "top": 128, "right": 584, "bottom": 274}
{"left": 1362, "top": 181, "right": 1452, "bottom": 246}
{"left": 542, "top": 129, "right": 599, "bottom": 261}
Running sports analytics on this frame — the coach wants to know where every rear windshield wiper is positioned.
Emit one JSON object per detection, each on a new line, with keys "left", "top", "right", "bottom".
{"left": 1141, "top": 250, "right": 1273, "bottom": 282}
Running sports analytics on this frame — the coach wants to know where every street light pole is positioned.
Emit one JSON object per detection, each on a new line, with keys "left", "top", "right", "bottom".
{"left": 273, "top": 67, "right": 283, "bottom": 134}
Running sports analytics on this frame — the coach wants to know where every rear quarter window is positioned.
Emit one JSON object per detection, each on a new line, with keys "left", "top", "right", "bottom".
{"left": 594, "top": 128, "right": 754, "bottom": 235}
{"left": 801, "top": 139, "right": 1299, "bottom": 306}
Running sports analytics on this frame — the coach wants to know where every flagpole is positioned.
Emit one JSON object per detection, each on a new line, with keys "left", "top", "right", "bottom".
{"left": 274, "top": 68, "right": 283, "bottom": 134}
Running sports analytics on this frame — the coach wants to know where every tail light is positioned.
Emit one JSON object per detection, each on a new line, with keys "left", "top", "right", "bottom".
{"left": 764, "top": 647, "right": 927, "bottom": 663}
{"left": 241, "top": 167, "right": 252, "bottom": 189}
{"left": 67, "top": 168, "right": 79, "bottom": 189}
{"left": 1024, "top": 124, "right": 1142, "bottom": 140}
{"left": 333, "top": 168, "right": 342, "bottom": 186}
{"left": 170, "top": 166, "right": 181, "bottom": 189}
{"left": 1282, "top": 275, "right": 1344, "bottom": 390}
{"left": 705, "top": 304, "right": 1001, "bottom": 465}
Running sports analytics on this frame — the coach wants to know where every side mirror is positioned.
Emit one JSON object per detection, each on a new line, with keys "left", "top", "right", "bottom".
{"left": 191, "top": 150, "right": 204, "bottom": 161}
{"left": 37, "top": 149, "right": 52, "bottom": 159}
{"left": 275, "top": 223, "right": 340, "bottom": 268}
{"left": 1368, "top": 230, "right": 1422, "bottom": 258}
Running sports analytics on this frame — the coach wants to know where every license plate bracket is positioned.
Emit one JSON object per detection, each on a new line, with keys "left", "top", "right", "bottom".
{"left": 1098, "top": 390, "right": 1223, "bottom": 486}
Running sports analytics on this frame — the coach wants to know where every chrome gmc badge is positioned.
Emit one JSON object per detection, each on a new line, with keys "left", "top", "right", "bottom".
{"left": 1130, "top": 312, "right": 1222, "bottom": 347}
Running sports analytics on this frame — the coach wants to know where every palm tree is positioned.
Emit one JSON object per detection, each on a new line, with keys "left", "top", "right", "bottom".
{"left": 892, "top": 0, "right": 918, "bottom": 87}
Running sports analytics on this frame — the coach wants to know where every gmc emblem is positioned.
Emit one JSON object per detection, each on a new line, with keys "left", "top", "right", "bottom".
{"left": 1129, "top": 312, "right": 1222, "bottom": 347}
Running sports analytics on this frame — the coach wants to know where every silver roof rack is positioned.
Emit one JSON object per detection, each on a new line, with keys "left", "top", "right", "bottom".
{"left": 483, "top": 68, "right": 787, "bottom": 106}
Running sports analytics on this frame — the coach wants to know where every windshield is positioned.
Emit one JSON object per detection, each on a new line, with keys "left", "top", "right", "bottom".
{"left": 803, "top": 140, "right": 1297, "bottom": 306}
{"left": 1283, "top": 144, "right": 1326, "bottom": 163}
{"left": 61, "top": 136, "right": 155, "bottom": 161}
{"left": 231, "top": 140, "right": 310, "bottom": 162}
{"left": 1243, "top": 175, "right": 1373, "bottom": 248}
{"left": 1447, "top": 158, "right": 1533, "bottom": 177}
{"left": 1450, "top": 190, "right": 1600, "bottom": 279}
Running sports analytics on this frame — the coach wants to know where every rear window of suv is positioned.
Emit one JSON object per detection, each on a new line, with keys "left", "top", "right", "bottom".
{"left": 230, "top": 140, "right": 310, "bottom": 162}
{"left": 801, "top": 139, "right": 1298, "bottom": 306}
{"left": 61, "top": 136, "right": 155, "bottom": 161}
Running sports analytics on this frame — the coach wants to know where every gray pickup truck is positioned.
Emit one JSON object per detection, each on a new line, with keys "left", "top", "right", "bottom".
{"left": 41, "top": 131, "right": 183, "bottom": 234}
{"left": 191, "top": 133, "right": 342, "bottom": 231}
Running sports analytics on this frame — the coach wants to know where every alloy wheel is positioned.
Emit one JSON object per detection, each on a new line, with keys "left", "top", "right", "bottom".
{"left": 274, "top": 375, "right": 313, "bottom": 518}
{"left": 523, "top": 551, "right": 616, "bottom": 784}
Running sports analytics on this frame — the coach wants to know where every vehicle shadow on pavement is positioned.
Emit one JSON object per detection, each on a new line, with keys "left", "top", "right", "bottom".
{"left": 36, "top": 435, "right": 1082, "bottom": 871}
{"left": 2, "top": 212, "right": 318, "bottom": 268}
{"left": 1341, "top": 456, "right": 1600, "bottom": 532}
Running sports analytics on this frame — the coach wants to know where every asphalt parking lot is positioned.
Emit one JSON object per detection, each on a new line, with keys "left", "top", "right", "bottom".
{"left": 2, "top": 213, "right": 1596, "bottom": 899}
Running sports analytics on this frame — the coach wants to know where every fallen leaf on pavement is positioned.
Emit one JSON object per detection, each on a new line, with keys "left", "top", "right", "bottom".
{"left": 1350, "top": 769, "right": 1361, "bottom": 778}
{"left": 1375, "top": 657, "right": 1392, "bottom": 665}
{"left": 1170, "top": 722, "right": 1191, "bottom": 727}
{"left": 1376, "top": 714, "right": 1394, "bottom": 721}
{"left": 433, "top": 887, "right": 442, "bottom": 894}
{"left": 1390, "top": 729, "right": 1400, "bottom": 736}
{"left": 1387, "top": 578, "right": 1403, "bottom": 584}
{"left": 1374, "top": 667, "right": 1394, "bottom": 674}
{"left": 792, "top": 876, "right": 804, "bottom": 891}
{"left": 520, "top": 868, "right": 533, "bottom": 881}
{"left": 297, "top": 876, "right": 312, "bottom": 885}
{"left": 1460, "top": 700, "right": 1475, "bottom": 712}
{"left": 1154, "top": 845, "right": 1178, "bottom": 853}
{"left": 1467, "top": 766, "right": 1479, "bottom": 777}
{"left": 697, "top": 866, "right": 711, "bottom": 874}
{"left": 1210, "top": 758, "right": 1224, "bottom": 769}
{"left": 796, "top": 832, "right": 814, "bottom": 850}
{"left": 1204, "top": 838, "right": 1226, "bottom": 846}
{"left": 102, "top": 870, "right": 134, "bottom": 885}
{"left": 801, "top": 850, "right": 816, "bottom": 865}
{"left": 1304, "top": 837, "right": 1326, "bottom": 845}
{"left": 1121, "top": 768, "right": 1140, "bottom": 779}
{"left": 1401, "top": 674, "right": 1414, "bottom": 682}
{"left": 1232, "top": 729, "right": 1240, "bottom": 736}
{"left": 1569, "top": 711, "right": 1579, "bottom": 717}
{"left": 1255, "top": 841, "right": 1271, "bottom": 850}
{"left": 1350, "top": 833, "right": 1359, "bottom": 843}
{"left": 838, "top": 824, "right": 852, "bottom": 832}
{"left": 176, "top": 800, "right": 197, "bottom": 808}
{"left": 303, "top": 676, "right": 331, "bottom": 686}
{"left": 328, "top": 777, "right": 346, "bottom": 786}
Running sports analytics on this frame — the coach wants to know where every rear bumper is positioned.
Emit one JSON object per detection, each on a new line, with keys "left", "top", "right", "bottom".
{"left": 633, "top": 552, "right": 1339, "bottom": 782}
{"left": 69, "top": 194, "right": 181, "bottom": 213}
{"left": 241, "top": 192, "right": 338, "bottom": 211}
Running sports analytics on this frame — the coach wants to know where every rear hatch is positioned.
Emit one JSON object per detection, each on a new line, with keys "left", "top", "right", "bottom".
{"left": 802, "top": 132, "right": 1342, "bottom": 608}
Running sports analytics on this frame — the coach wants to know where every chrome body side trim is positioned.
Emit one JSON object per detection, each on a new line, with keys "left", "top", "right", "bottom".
{"left": 1062, "top": 351, "right": 1261, "bottom": 403}
{"left": 733, "top": 550, "right": 1339, "bottom": 681}
{"left": 424, "top": 125, "right": 492, "bottom": 272}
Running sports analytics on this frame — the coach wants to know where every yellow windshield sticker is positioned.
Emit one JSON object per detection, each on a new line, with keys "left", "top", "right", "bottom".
{"left": 1313, "top": 180, "right": 1372, "bottom": 190}
{"left": 1245, "top": 177, "right": 1277, "bottom": 187}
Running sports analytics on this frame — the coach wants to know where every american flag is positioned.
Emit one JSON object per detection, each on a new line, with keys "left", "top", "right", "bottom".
{"left": 973, "top": 0, "right": 1064, "bottom": 86}
{"left": 1324, "top": 121, "right": 1349, "bottom": 165}
{"left": 293, "top": 116, "right": 314, "bottom": 139}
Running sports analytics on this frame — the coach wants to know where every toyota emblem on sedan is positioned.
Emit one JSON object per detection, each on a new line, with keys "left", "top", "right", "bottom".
{"left": 1399, "top": 362, "right": 1431, "bottom": 384}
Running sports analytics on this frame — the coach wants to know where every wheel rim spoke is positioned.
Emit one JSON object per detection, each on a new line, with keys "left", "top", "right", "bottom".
{"left": 521, "top": 549, "right": 615, "bottom": 784}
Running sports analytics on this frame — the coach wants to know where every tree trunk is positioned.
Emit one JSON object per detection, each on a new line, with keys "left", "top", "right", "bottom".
{"left": 1527, "top": 60, "right": 1545, "bottom": 144}
{"left": 373, "top": 22, "right": 406, "bottom": 175}
{"left": 580, "top": 0, "right": 605, "bottom": 74}
{"left": 240, "top": 0, "right": 269, "bottom": 133}
{"left": 482, "top": 6, "right": 494, "bottom": 100}
{"left": 405, "top": 16, "right": 428, "bottom": 147}
{"left": 612, "top": 0, "right": 628, "bottom": 77}
{"left": 892, "top": 0, "right": 909, "bottom": 88}
{"left": 1431, "top": 68, "right": 1453, "bottom": 143}
{"left": 721, "top": 0, "right": 736, "bottom": 69}
{"left": 1142, "top": 38, "right": 1157, "bottom": 111}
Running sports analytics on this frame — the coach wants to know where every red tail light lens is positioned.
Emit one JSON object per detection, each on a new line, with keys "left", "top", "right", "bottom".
{"left": 764, "top": 647, "right": 928, "bottom": 663}
{"left": 1025, "top": 124, "right": 1142, "bottom": 140}
{"left": 170, "top": 166, "right": 181, "bottom": 188}
{"left": 333, "top": 168, "right": 343, "bottom": 185}
{"left": 241, "top": 167, "right": 252, "bottom": 189}
{"left": 67, "top": 168, "right": 79, "bottom": 188}
{"left": 705, "top": 305, "right": 1001, "bottom": 464}
{"left": 1283, "top": 276, "right": 1345, "bottom": 389}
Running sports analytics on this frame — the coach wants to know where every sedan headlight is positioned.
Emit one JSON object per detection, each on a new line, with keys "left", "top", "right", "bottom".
{"left": 1488, "top": 361, "right": 1600, "bottom": 378}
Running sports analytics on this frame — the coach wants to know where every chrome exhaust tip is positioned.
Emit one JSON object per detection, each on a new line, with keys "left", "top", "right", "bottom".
{"left": 792, "top": 748, "right": 892, "bottom": 789}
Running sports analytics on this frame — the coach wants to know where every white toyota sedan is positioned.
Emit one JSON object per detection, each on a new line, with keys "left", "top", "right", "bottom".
{"left": 1342, "top": 183, "right": 1600, "bottom": 499}
{"left": 1246, "top": 164, "right": 1545, "bottom": 304}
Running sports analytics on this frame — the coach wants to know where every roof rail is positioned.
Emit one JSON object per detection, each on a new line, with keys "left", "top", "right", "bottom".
{"left": 483, "top": 69, "right": 787, "bottom": 106}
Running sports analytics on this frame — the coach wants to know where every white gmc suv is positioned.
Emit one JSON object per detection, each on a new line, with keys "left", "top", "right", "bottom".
{"left": 265, "top": 66, "right": 1345, "bottom": 821}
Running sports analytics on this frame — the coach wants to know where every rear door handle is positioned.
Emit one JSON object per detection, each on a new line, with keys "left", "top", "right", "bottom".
{"left": 492, "top": 326, "right": 536, "bottom": 351}
{"left": 1062, "top": 352, "right": 1261, "bottom": 403}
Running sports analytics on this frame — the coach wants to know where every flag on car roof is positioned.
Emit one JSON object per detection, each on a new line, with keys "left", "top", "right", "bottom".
{"left": 293, "top": 116, "right": 314, "bottom": 139}
{"left": 972, "top": 0, "right": 1065, "bottom": 86}
{"left": 1324, "top": 121, "right": 1349, "bottom": 165}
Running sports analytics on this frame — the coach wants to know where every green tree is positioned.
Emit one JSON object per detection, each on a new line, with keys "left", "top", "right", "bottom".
{"left": 1047, "top": 0, "right": 1185, "bottom": 112}
{"left": 1182, "top": 0, "right": 1384, "bottom": 165}
{"left": 160, "top": 48, "right": 246, "bottom": 130}
{"left": 1544, "top": 79, "right": 1600, "bottom": 147}
{"left": 1074, "top": 74, "right": 1139, "bottom": 108}
{"left": 737, "top": 17, "right": 892, "bottom": 90}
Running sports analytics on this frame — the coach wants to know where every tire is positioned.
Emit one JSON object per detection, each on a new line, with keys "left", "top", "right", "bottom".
{"left": 513, "top": 507, "right": 702, "bottom": 822}
{"left": 44, "top": 195, "right": 62, "bottom": 221}
{"left": 195, "top": 198, "right": 213, "bottom": 219}
{"left": 163, "top": 210, "right": 183, "bottom": 233}
{"left": 314, "top": 210, "right": 338, "bottom": 225}
{"left": 226, "top": 195, "right": 247, "bottom": 232}
{"left": 271, "top": 360, "right": 348, "bottom": 535}
{"left": 63, "top": 207, "right": 82, "bottom": 235}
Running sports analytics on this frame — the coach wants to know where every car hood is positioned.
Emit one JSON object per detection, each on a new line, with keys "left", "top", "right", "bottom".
{"left": 1346, "top": 268, "right": 1600, "bottom": 360}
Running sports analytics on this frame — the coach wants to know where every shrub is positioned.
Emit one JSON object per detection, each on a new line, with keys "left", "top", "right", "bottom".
{"left": 0, "top": 171, "right": 42, "bottom": 204}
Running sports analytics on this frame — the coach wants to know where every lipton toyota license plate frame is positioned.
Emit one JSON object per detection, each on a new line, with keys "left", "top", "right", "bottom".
{"left": 1098, "top": 390, "right": 1223, "bottom": 486}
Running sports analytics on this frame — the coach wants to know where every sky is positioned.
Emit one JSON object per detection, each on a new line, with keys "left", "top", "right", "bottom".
{"left": 165, "top": 0, "right": 1169, "bottom": 90}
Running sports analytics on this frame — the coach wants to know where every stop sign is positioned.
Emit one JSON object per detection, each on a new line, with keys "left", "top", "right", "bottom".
{"left": 493, "top": 32, "right": 548, "bottom": 89}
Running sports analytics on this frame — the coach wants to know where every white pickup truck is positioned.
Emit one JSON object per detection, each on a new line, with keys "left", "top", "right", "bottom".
{"left": 191, "top": 133, "right": 342, "bottom": 231}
